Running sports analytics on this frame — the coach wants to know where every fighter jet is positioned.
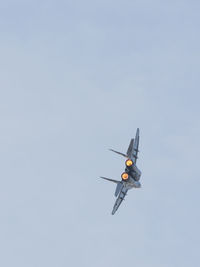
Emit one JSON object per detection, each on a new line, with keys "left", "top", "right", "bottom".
{"left": 100, "top": 128, "right": 142, "bottom": 215}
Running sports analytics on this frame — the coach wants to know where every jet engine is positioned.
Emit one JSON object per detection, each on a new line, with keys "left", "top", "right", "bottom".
{"left": 121, "top": 172, "right": 129, "bottom": 180}
{"left": 126, "top": 159, "right": 133, "bottom": 167}
{"left": 125, "top": 159, "right": 141, "bottom": 181}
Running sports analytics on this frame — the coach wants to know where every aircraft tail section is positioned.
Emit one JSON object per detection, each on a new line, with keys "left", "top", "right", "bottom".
{"left": 132, "top": 128, "right": 139, "bottom": 162}
{"left": 109, "top": 128, "right": 139, "bottom": 161}
{"left": 126, "top": 138, "right": 134, "bottom": 158}
{"left": 125, "top": 128, "right": 140, "bottom": 163}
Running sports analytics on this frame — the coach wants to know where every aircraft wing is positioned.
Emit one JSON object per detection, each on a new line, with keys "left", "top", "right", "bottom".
{"left": 112, "top": 185, "right": 128, "bottom": 215}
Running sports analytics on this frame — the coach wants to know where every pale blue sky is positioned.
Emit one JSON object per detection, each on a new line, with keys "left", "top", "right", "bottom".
{"left": 0, "top": 1, "right": 200, "bottom": 266}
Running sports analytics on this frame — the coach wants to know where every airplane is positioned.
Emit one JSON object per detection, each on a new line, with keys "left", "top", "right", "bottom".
{"left": 100, "top": 128, "right": 142, "bottom": 215}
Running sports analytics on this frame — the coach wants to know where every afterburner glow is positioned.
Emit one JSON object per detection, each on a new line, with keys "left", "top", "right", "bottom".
{"left": 121, "top": 172, "right": 129, "bottom": 180}
{"left": 126, "top": 159, "right": 133, "bottom": 167}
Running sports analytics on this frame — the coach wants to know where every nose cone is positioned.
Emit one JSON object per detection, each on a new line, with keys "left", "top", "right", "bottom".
{"left": 112, "top": 206, "right": 117, "bottom": 215}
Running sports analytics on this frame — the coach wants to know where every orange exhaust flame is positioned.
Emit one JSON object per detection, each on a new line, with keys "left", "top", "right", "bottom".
{"left": 126, "top": 159, "right": 133, "bottom": 167}
{"left": 121, "top": 172, "right": 129, "bottom": 180}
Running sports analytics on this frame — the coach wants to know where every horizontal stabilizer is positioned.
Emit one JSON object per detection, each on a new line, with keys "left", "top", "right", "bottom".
{"left": 100, "top": 176, "right": 119, "bottom": 184}
{"left": 109, "top": 149, "right": 127, "bottom": 158}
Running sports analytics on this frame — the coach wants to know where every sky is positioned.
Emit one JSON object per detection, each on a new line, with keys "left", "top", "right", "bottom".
{"left": 0, "top": 1, "right": 200, "bottom": 266}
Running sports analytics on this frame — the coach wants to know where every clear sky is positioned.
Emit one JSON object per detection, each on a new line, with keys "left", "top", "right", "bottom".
{"left": 0, "top": 1, "right": 200, "bottom": 266}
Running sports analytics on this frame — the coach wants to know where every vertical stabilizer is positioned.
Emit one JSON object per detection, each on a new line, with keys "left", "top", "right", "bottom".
{"left": 127, "top": 138, "right": 134, "bottom": 158}
{"left": 132, "top": 128, "right": 139, "bottom": 162}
